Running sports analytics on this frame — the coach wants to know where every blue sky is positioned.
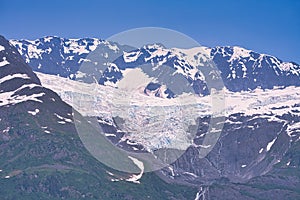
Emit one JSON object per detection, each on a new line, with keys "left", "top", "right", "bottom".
{"left": 0, "top": 0, "right": 299, "bottom": 63}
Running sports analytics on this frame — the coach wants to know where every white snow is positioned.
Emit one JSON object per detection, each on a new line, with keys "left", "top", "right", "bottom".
{"left": 194, "top": 191, "right": 201, "bottom": 200}
{"left": 54, "top": 113, "right": 72, "bottom": 123}
{"left": 0, "top": 84, "right": 44, "bottom": 107}
{"left": 194, "top": 187, "right": 208, "bottom": 200}
{"left": 0, "top": 45, "right": 5, "bottom": 52}
{"left": 102, "top": 41, "right": 119, "bottom": 52}
{"left": 0, "top": 57, "right": 10, "bottom": 67}
{"left": 279, "top": 62, "right": 299, "bottom": 76}
{"left": 27, "top": 44, "right": 43, "bottom": 59}
{"left": 183, "top": 172, "right": 198, "bottom": 177}
{"left": 172, "top": 46, "right": 211, "bottom": 67}
{"left": 74, "top": 71, "right": 86, "bottom": 79}
{"left": 35, "top": 72, "right": 300, "bottom": 152}
{"left": 241, "top": 165, "right": 247, "bottom": 168}
{"left": 229, "top": 46, "right": 251, "bottom": 62}
{"left": 106, "top": 171, "right": 115, "bottom": 176}
{"left": 44, "top": 36, "right": 53, "bottom": 43}
{"left": 287, "top": 122, "right": 300, "bottom": 137}
{"left": 168, "top": 166, "right": 175, "bottom": 176}
{"left": 104, "top": 133, "right": 116, "bottom": 137}
{"left": 266, "top": 137, "right": 277, "bottom": 151}
{"left": 224, "top": 86, "right": 300, "bottom": 117}
{"left": 36, "top": 72, "right": 207, "bottom": 151}
{"left": 0, "top": 74, "right": 30, "bottom": 84}
{"left": 78, "top": 58, "right": 91, "bottom": 64}
{"left": 88, "top": 40, "right": 98, "bottom": 51}
{"left": 259, "top": 148, "right": 264, "bottom": 153}
{"left": 28, "top": 109, "right": 39, "bottom": 116}
{"left": 125, "top": 156, "right": 144, "bottom": 184}
{"left": 4, "top": 176, "right": 10, "bottom": 179}
{"left": 64, "top": 39, "right": 91, "bottom": 55}
{"left": 123, "top": 51, "right": 141, "bottom": 63}
{"left": 144, "top": 47, "right": 169, "bottom": 62}
{"left": 2, "top": 127, "right": 10, "bottom": 134}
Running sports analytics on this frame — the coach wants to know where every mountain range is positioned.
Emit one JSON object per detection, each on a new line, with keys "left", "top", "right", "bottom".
{"left": 1, "top": 35, "right": 300, "bottom": 199}
{"left": 11, "top": 36, "right": 300, "bottom": 94}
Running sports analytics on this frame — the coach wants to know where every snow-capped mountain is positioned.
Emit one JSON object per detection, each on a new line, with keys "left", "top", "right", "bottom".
{"left": 11, "top": 37, "right": 300, "bottom": 94}
{"left": 2, "top": 35, "right": 300, "bottom": 199}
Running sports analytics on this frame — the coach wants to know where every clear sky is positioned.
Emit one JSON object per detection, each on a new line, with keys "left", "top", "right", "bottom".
{"left": 0, "top": 0, "right": 299, "bottom": 63}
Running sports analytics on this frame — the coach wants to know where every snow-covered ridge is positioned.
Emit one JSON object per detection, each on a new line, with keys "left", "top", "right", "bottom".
{"left": 212, "top": 46, "right": 300, "bottom": 78}
{"left": 10, "top": 37, "right": 102, "bottom": 62}
{"left": 10, "top": 36, "right": 300, "bottom": 93}
{"left": 10, "top": 36, "right": 122, "bottom": 60}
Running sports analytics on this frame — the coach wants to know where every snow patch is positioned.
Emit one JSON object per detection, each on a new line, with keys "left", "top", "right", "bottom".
{"left": 0, "top": 45, "right": 5, "bottom": 52}
{"left": 2, "top": 127, "right": 10, "bottom": 134}
{"left": 102, "top": 41, "right": 119, "bottom": 52}
{"left": 54, "top": 113, "right": 72, "bottom": 123}
{"left": 266, "top": 137, "right": 277, "bottom": 151}
{"left": 0, "top": 57, "right": 10, "bottom": 67}
{"left": 123, "top": 51, "right": 141, "bottom": 63}
{"left": 104, "top": 133, "right": 116, "bottom": 137}
{"left": 125, "top": 156, "right": 144, "bottom": 184}
{"left": 229, "top": 46, "right": 251, "bottom": 62}
{"left": 28, "top": 109, "right": 40, "bottom": 116}
{"left": 0, "top": 84, "right": 44, "bottom": 107}
{"left": 183, "top": 172, "right": 198, "bottom": 177}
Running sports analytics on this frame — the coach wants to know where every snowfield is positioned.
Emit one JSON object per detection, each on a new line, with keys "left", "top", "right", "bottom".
{"left": 36, "top": 72, "right": 300, "bottom": 152}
